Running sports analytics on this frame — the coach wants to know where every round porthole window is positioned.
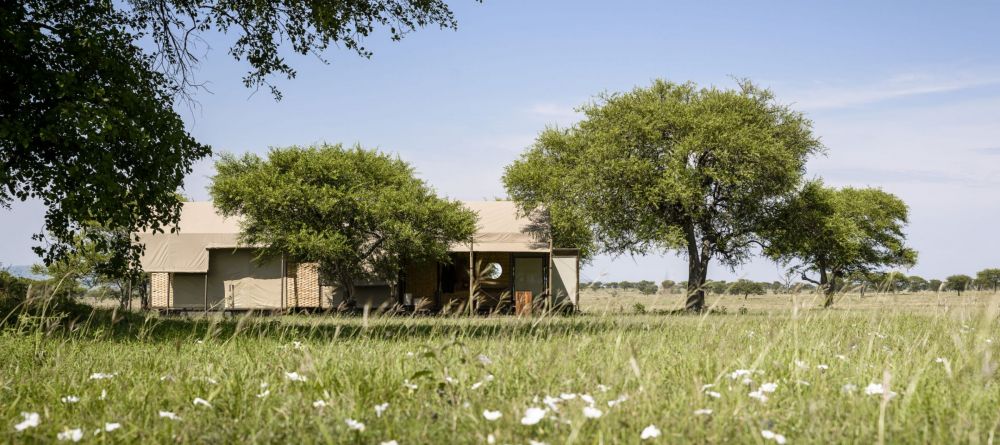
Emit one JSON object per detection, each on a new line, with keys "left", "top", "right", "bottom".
{"left": 484, "top": 262, "right": 503, "bottom": 280}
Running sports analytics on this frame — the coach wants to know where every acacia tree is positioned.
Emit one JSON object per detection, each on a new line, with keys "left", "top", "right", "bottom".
{"left": 907, "top": 275, "right": 929, "bottom": 292}
{"left": 975, "top": 268, "right": 1000, "bottom": 292}
{"left": 504, "top": 80, "right": 821, "bottom": 311}
{"left": 764, "top": 181, "right": 917, "bottom": 308}
{"left": 945, "top": 274, "right": 972, "bottom": 296}
{"left": 3, "top": 0, "right": 468, "bottom": 272}
{"left": 928, "top": 279, "right": 943, "bottom": 292}
{"left": 210, "top": 144, "right": 476, "bottom": 304}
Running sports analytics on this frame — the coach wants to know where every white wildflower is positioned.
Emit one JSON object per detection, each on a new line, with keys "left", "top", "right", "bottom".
{"left": 640, "top": 424, "right": 661, "bottom": 440}
{"left": 403, "top": 380, "right": 418, "bottom": 390}
{"left": 291, "top": 341, "right": 303, "bottom": 349}
{"left": 89, "top": 373, "right": 115, "bottom": 380}
{"left": 760, "top": 382, "right": 778, "bottom": 393}
{"left": 842, "top": 383, "right": 857, "bottom": 394}
{"left": 706, "top": 391, "right": 721, "bottom": 399}
{"left": 345, "top": 418, "right": 365, "bottom": 432}
{"left": 935, "top": 357, "right": 947, "bottom": 364}
{"left": 193, "top": 397, "right": 212, "bottom": 408}
{"left": 596, "top": 384, "right": 610, "bottom": 393}
{"left": 748, "top": 390, "right": 768, "bottom": 403}
{"left": 483, "top": 410, "right": 502, "bottom": 421}
{"left": 529, "top": 440, "right": 547, "bottom": 445}
{"left": 742, "top": 377, "right": 753, "bottom": 385}
{"left": 521, "top": 407, "right": 547, "bottom": 425}
{"left": 761, "top": 430, "right": 787, "bottom": 444}
{"left": 57, "top": 427, "right": 83, "bottom": 442}
{"left": 285, "top": 372, "right": 306, "bottom": 382}
{"left": 158, "top": 411, "right": 181, "bottom": 421}
{"left": 694, "top": 408, "right": 713, "bottom": 416}
{"left": 607, "top": 394, "right": 628, "bottom": 407}
{"left": 471, "top": 381, "right": 484, "bottom": 390}
{"left": 477, "top": 354, "right": 493, "bottom": 365}
{"left": 701, "top": 384, "right": 715, "bottom": 391}
{"left": 61, "top": 395, "right": 80, "bottom": 404}
{"left": 580, "top": 394, "right": 596, "bottom": 405}
{"left": 817, "top": 364, "right": 830, "bottom": 371}
{"left": 487, "top": 433, "right": 496, "bottom": 444}
{"left": 729, "top": 369, "right": 752, "bottom": 380}
{"left": 104, "top": 422, "right": 121, "bottom": 432}
{"left": 836, "top": 354, "right": 847, "bottom": 361}
{"left": 99, "top": 389, "right": 107, "bottom": 401}
{"left": 582, "top": 406, "right": 603, "bottom": 419}
{"left": 14, "top": 412, "right": 41, "bottom": 431}
{"left": 313, "top": 400, "right": 327, "bottom": 409}
{"left": 794, "top": 360, "right": 808, "bottom": 369}
{"left": 257, "top": 389, "right": 270, "bottom": 398}
{"left": 559, "top": 393, "right": 577, "bottom": 400}
{"left": 375, "top": 402, "right": 389, "bottom": 417}
{"left": 380, "top": 441, "right": 398, "bottom": 445}
{"left": 542, "top": 395, "right": 561, "bottom": 411}
{"left": 864, "top": 383, "right": 897, "bottom": 398}
{"left": 484, "top": 374, "right": 495, "bottom": 382}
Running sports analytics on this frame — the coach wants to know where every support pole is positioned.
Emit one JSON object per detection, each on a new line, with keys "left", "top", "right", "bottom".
{"left": 203, "top": 273, "right": 208, "bottom": 313}
{"left": 468, "top": 241, "right": 475, "bottom": 315}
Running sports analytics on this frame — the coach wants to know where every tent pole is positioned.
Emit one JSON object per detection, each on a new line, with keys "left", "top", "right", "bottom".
{"left": 468, "top": 241, "right": 474, "bottom": 315}
{"left": 203, "top": 273, "right": 208, "bottom": 313}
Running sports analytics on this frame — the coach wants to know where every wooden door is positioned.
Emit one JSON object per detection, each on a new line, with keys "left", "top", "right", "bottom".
{"left": 515, "top": 291, "right": 533, "bottom": 316}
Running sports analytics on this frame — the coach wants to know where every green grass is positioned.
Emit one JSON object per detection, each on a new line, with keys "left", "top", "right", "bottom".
{"left": 2, "top": 303, "right": 1000, "bottom": 443}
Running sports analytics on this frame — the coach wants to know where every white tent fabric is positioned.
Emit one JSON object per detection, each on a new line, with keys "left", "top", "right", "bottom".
{"left": 139, "top": 201, "right": 552, "bottom": 273}
{"left": 552, "top": 255, "right": 578, "bottom": 306}
{"left": 449, "top": 201, "right": 550, "bottom": 253}
{"left": 139, "top": 202, "right": 244, "bottom": 273}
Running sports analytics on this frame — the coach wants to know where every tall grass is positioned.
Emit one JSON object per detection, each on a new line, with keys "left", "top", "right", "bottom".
{"left": 2, "top": 292, "right": 999, "bottom": 443}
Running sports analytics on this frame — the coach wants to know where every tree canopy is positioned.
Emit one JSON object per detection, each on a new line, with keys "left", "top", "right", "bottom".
{"left": 764, "top": 181, "right": 917, "bottom": 307}
{"left": 504, "top": 79, "right": 822, "bottom": 311}
{"left": 210, "top": 144, "right": 477, "bottom": 302}
{"left": 2, "top": 0, "right": 468, "bottom": 273}
{"left": 945, "top": 274, "right": 972, "bottom": 296}
{"left": 975, "top": 268, "right": 1000, "bottom": 292}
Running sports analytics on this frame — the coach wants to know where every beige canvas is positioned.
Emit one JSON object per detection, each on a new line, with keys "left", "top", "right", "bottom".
{"left": 207, "top": 249, "right": 283, "bottom": 309}
{"left": 552, "top": 255, "right": 578, "bottom": 306}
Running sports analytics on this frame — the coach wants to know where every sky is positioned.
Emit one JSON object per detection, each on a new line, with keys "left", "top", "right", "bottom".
{"left": 2, "top": 0, "right": 999, "bottom": 284}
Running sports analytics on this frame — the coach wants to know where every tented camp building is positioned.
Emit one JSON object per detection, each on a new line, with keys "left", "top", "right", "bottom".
{"left": 138, "top": 201, "right": 579, "bottom": 313}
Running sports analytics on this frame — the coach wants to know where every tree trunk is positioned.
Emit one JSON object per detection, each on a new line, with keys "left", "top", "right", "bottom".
{"left": 820, "top": 267, "right": 835, "bottom": 308}
{"left": 685, "top": 257, "right": 709, "bottom": 312}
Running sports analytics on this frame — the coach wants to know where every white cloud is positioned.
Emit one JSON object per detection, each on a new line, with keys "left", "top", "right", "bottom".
{"left": 785, "top": 72, "right": 1000, "bottom": 110}
{"left": 526, "top": 102, "right": 581, "bottom": 127}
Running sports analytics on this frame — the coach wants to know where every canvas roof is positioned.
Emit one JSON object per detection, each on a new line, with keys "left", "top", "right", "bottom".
{"left": 138, "top": 201, "right": 550, "bottom": 273}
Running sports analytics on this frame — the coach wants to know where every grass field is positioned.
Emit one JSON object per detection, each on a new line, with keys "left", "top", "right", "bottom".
{"left": 3, "top": 291, "right": 1000, "bottom": 443}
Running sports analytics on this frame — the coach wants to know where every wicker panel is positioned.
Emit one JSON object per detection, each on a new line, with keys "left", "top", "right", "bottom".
{"left": 150, "top": 272, "right": 170, "bottom": 308}
{"left": 295, "top": 263, "right": 321, "bottom": 308}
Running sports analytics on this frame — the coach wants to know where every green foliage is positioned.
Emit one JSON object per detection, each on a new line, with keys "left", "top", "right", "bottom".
{"left": 975, "top": 268, "right": 1000, "bottom": 292}
{"left": 928, "top": 279, "right": 943, "bottom": 292}
{"left": 210, "top": 144, "right": 477, "bottom": 300}
{"left": 660, "top": 280, "right": 675, "bottom": 292}
{"left": 2, "top": 0, "right": 210, "bottom": 270}
{"left": 504, "top": 79, "right": 821, "bottom": 311}
{"left": 907, "top": 275, "right": 929, "bottom": 292}
{"left": 765, "top": 180, "right": 917, "bottom": 307}
{"left": 729, "top": 279, "right": 766, "bottom": 297}
{"left": 945, "top": 275, "right": 973, "bottom": 296}
{"left": 2, "top": 0, "right": 467, "bottom": 271}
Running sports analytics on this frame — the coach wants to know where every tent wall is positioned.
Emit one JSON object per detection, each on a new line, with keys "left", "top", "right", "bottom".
{"left": 171, "top": 273, "right": 207, "bottom": 309}
{"left": 552, "top": 254, "right": 579, "bottom": 307}
{"left": 207, "top": 249, "right": 282, "bottom": 309}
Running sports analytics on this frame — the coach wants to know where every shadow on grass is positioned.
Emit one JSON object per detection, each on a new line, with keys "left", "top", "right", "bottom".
{"left": 3, "top": 304, "right": 712, "bottom": 345}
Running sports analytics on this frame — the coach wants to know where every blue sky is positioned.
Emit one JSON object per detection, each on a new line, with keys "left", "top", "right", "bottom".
{"left": 3, "top": 0, "right": 999, "bottom": 283}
